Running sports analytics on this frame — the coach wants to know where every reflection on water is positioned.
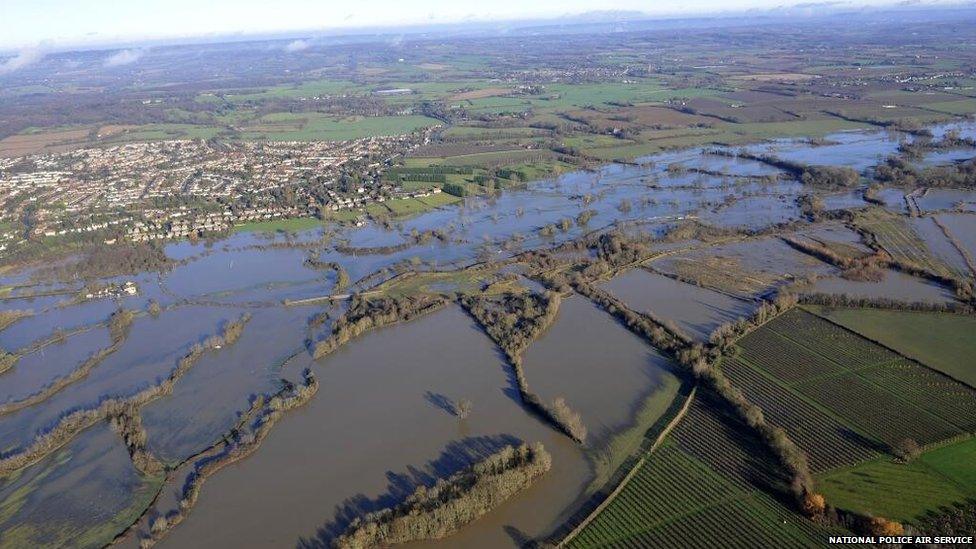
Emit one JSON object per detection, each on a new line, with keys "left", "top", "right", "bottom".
{"left": 1, "top": 121, "right": 975, "bottom": 547}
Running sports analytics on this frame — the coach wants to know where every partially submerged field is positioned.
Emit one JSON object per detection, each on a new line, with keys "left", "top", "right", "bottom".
{"left": 2, "top": 91, "right": 976, "bottom": 547}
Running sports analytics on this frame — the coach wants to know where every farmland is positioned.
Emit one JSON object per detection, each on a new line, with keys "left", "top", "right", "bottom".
{"left": 819, "top": 437, "right": 976, "bottom": 524}
{"left": 567, "top": 395, "right": 848, "bottom": 548}
{"left": 239, "top": 114, "right": 441, "bottom": 141}
{"left": 735, "top": 308, "right": 973, "bottom": 447}
{"left": 721, "top": 358, "right": 880, "bottom": 472}
{"left": 707, "top": 305, "right": 976, "bottom": 532}
{"left": 812, "top": 307, "right": 976, "bottom": 387}
{"left": 2, "top": 6, "right": 976, "bottom": 548}
{"left": 856, "top": 210, "right": 964, "bottom": 279}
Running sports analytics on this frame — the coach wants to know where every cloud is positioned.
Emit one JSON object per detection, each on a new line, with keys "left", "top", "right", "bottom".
{"left": 103, "top": 48, "right": 144, "bottom": 67}
{"left": 0, "top": 47, "right": 44, "bottom": 75}
{"left": 285, "top": 39, "right": 310, "bottom": 52}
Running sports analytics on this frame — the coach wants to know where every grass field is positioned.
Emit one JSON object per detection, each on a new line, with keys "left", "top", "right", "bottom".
{"left": 589, "top": 376, "right": 685, "bottom": 490}
{"left": 214, "top": 79, "right": 360, "bottom": 103}
{"left": 240, "top": 113, "right": 440, "bottom": 141}
{"left": 925, "top": 98, "right": 976, "bottom": 116}
{"left": 233, "top": 217, "right": 326, "bottom": 233}
{"left": 819, "top": 437, "right": 976, "bottom": 524}
{"left": 810, "top": 307, "right": 976, "bottom": 388}
{"left": 100, "top": 124, "right": 223, "bottom": 143}
{"left": 723, "top": 307, "right": 976, "bottom": 529}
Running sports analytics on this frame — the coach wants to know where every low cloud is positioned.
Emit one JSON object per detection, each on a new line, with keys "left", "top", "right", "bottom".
{"left": 103, "top": 49, "right": 144, "bottom": 68}
{"left": 285, "top": 39, "right": 310, "bottom": 52}
{"left": 0, "top": 47, "right": 44, "bottom": 75}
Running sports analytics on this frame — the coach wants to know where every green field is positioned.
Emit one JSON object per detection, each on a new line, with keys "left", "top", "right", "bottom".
{"left": 101, "top": 124, "right": 223, "bottom": 143}
{"left": 210, "top": 79, "right": 361, "bottom": 103}
{"left": 721, "top": 357, "right": 879, "bottom": 473}
{"left": 926, "top": 98, "right": 976, "bottom": 115}
{"left": 233, "top": 217, "right": 326, "bottom": 233}
{"left": 569, "top": 395, "right": 849, "bottom": 548}
{"left": 737, "top": 308, "right": 972, "bottom": 448}
{"left": 241, "top": 114, "right": 440, "bottom": 141}
{"left": 721, "top": 306, "right": 976, "bottom": 528}
{"left": 811, "top": 307, "right": 976, "bottom": 387}
{"left": 819, "top": 437, "right": 976, "bottom": 524}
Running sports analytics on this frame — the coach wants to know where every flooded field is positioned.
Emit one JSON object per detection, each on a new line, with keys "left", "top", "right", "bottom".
{"left": 806, "top": 271, "right": 958, "bottom": 303}
{"left": 915, "top": 189, "right": 976, "bottom": 213}
{"left": 521, "top": 297, "right": 680, "bottom": 446}
{"left": 907, "top": 217, "right": 971, "bottom": 277}
{"left": 651, "top": 236, "right": 837, "bottom": 298}
{"left": 0, "top": 423, "right": 158, "bottom": 549}
{"left": 936, "top": 213, "right": 976, "bottom": 261}
{"left": 600, "top": 269, "right": 756, "bottom": 341}
{"left": 160, "top": 306, "right": 596, "bottom": 548}
{"left": 1, "top": 121, "right": 973, "bottom": 547}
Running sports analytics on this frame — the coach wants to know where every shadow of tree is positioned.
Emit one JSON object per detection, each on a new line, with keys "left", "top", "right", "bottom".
{"left": 296, "top": 434, "right": 523, "bottom": 549}
{"left": 424, "top": 391, "right": 457, "bottom": 416}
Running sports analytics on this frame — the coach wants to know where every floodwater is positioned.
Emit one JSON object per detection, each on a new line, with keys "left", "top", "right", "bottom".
{"left": 915, "top": 189, "right": 976, "bottom": 212}
{"left": 806, "top": 270, "right": 957, "bottom": 303}
{"left": 600, "top": 269, "right": 756, "bottom": 341}
{"left": 0, "top": 298, "right": 117, "bottom": 351}
{"left": 161, "top": 306, "right": 599, "bottom": 548}
{"left": 0, "top": 327, "right": 111, "bottom": 406}
{"left": 796, "top": 223, "right": 873, "bottom": 254}
{"left": 0, "top": 305, "right": 236, "bottom": 453}
{"left": 1, "top": 121, "right": 973, "bottom": 547}
{"left": 0, "top": 423, "right": 157, "bottom": 548}
{"left": 936, "top": 213, "right": 976, "bottom": 261}
{"left": 520, "top": 296, "right": 679, "bottom": 447}
{"left": 141, "top": 307, "right": 310, "bottom": 464}
{"left": 652, "top": 236, "right": 837, "bottom": 298}
{"left": 907, "top": 217, "right": 971, "bottom": 277}
{"left": 744, "top": 130, "right": 901, "bottom": 173}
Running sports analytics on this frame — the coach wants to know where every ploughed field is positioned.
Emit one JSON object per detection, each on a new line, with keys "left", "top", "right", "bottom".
{"left": 2, "top": 121, "right": 976, "bottom": 548}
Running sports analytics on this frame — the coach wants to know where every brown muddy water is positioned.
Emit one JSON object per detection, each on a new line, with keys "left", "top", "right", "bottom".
{"left": 806, "top": 270, "right": 957, "bottom": 303}
{"left": 4, "top": 122, "right": 975, "bottom": 548}
{"left": 160, "top": 304, "right": 679, "bottom": 548}
{"left": 599, "top": 269, "right": 756, "bottom": 341}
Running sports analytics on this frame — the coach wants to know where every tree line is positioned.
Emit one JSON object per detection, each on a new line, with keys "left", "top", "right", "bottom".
{"left": 334, "top": 443, "right": 551, "bottom": 548}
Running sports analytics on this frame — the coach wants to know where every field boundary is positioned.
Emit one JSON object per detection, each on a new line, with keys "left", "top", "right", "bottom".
{"left": 556, "top": 384, "right": 698, "bottom": 548}
{"left": 803, "top": 305, "right": 976, "bottom": 393}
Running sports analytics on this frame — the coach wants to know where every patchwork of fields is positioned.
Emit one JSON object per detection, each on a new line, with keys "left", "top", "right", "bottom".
{"left": 812, "top": 307, "right": 976, "bottom": 387}
{"left": 570, "top": 304, "right": 976, "bottom": 547}
{"left": 734, "top": 308, "right": 976, "bottom": 449}
{"left": 568, "top": 394, "right": 851, "bottom": 548}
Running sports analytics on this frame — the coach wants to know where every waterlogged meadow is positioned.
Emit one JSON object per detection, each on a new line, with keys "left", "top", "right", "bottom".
{"left": 1, "top": 121, "right": 975, "bottom": 547}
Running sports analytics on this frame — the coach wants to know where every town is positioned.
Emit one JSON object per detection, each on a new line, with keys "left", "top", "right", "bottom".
{"left": 0, "top": 128, "right": 437, "bottom": 250}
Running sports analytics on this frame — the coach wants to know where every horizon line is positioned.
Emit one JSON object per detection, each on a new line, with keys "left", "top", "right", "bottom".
{"left": 3, "top": 0, "right": 975, "bottom": 54}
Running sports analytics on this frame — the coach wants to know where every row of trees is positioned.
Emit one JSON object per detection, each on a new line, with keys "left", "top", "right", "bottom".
{"left": 534, "top": 229, "right": 826, "bottom": 519}
{"left": 141, "top": 369, "right": 320, "bottom": 547}
{"left": 731, "top": 151, "right": 861, "bottom": 190}
{"left": 109, "top": 403, "right": 163, "bottom": 475}
{"left": 335, "top": 443, "right": 551, "bottom": 548}
{"left": 0, "top": 315, "right": 246, "bottom": 478}
{"left": 459, "top": 291, "right": 587, "bottom": 443}
{"left": 0, "top": 307, "right": 141, "bottom": 417}
{"left": 876, "top": 155, "right": 976, "bottom": 191}
{"left": 313, "top": 295, "right": 448, "bottom": 359}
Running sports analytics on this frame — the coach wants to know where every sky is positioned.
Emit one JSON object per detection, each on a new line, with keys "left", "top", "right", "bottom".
{"left": 0, "top": 0, "right": 954, "bottom": 50}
